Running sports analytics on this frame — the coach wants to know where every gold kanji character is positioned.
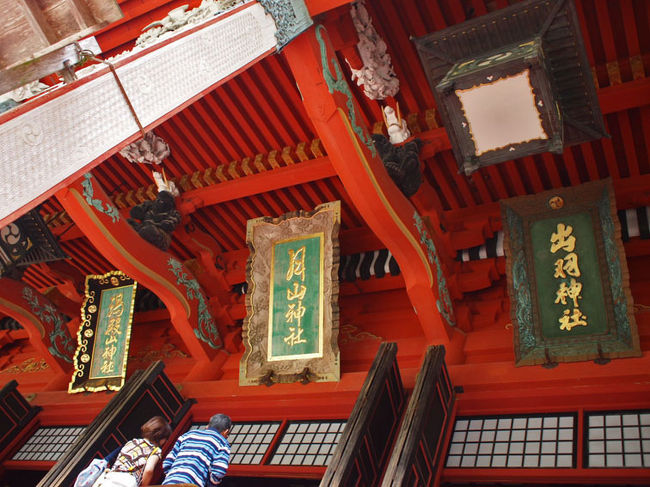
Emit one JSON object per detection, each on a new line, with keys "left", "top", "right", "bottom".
{"left": 102, "top": 344, "right": 117, "bottom": 361}
{"left": 106, "top": 317, "right": 122, "bottom": 336}
{"left": 107, "top": 294, "right": 124, "bottom": 317}
{"left": 554, "top": 252, "right": 581, "bottom": 279}
{"left": 550, "top": 223, "right": 576, "bottom": 253}
{"left": 286, "top": 246, "right": 306, "bottom": 281}
{"left": 287, "top": 281, "right": 307, "bottom": 301}
{"left": 283, "top": 326, "right": 307, "bottom": 347}
{"left": 563, "top": 252, "right": 580, "bottom": 277}
{"left": 100, "top": 360, "right": 115, "bottom": 374}
{"left": 285, "top": 301, "right": 306, "bottom": 326}
{"left": 105, "top": 334, "right": 119, "bottom": 346}
{"left": 554, "top": 278, "right": 582, "bottom": 308}
{"left": 559, "top": 308, "right": 588, "bottom": 331}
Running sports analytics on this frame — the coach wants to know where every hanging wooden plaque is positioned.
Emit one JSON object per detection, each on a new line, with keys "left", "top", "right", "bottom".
{"left": 501, "top": 179, "right": 641, "bottom": 366}
{"left": 69, "top": 271, "right": 137, "bottom": 393}
{"left": 240, "top": 201, "right": 340, "bottom": 385}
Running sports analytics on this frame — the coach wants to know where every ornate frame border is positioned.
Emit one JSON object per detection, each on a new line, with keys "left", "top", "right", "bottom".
{"left": 240, "top": 201, "right": 340, "bottom": 385}
{"left": 501, "top": 179, "right": 641, "bottom": 366}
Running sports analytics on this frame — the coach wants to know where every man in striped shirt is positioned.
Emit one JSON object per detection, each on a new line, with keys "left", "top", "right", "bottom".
{"left": 162, "top": 413, "right": 232, "bottom": 486}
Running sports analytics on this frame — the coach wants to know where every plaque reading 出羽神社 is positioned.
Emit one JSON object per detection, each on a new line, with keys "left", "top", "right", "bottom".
{"left": 240, "top": 202, "right": 340, "bottom": 386}
{"left": 69, "top": 271, "right": 137, "bottom": 393}
{"left": 501, "top": 180, "right": 641, "bottom": 366}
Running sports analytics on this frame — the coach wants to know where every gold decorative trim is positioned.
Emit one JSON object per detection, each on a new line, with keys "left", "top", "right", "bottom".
{"left": 0, "top": 357, "right": 49, "bottom": 374}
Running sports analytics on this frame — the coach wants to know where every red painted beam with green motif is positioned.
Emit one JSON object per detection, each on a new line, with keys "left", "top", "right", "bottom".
{"left": 56, "top": 173, "right": 224, "bottom": 379}
{"left": 0, "top": 279, "right": 75, "bottom": 378}
{"left": 283, "top": 25, "right": 463, "bottom": 357}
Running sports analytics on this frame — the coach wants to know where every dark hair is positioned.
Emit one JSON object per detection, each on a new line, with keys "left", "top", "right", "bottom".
{"left": 208, "top": 413, "right": 232, "bottom": 434}
{"left": 141, "top": 416, "right": 172, "bottom": 446}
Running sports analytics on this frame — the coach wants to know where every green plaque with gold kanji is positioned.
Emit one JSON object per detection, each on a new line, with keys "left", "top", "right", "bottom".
{"left": 501, "top": 180, "right": 641, "bottom": 366}
{"left": 69, "top": 271, "right": 137, "bottom": 393}
{"left": 241, "top": 202, "right": 340, "bottom": 386}
{"left": 269, "top": 234, "right": 323, "bottom": 361}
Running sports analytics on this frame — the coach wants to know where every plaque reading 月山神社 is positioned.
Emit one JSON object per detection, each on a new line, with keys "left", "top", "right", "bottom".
{"left": 240, "top": 202, "right": 340, "bottom": 386}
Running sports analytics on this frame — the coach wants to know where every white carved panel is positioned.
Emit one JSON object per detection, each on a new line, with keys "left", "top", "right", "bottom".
{"left": 0, "top": 3, "right": 276, "bottom": 224}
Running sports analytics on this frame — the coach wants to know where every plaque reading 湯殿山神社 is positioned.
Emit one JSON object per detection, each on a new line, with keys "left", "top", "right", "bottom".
{"left": 240, "top": 202, "right": 340, "bottom": 386}
{"left": 69, "top": 271, "right": 137, "bottom": 393}
{"left": 501, "top": 179, "right": 641, "bottom": 366}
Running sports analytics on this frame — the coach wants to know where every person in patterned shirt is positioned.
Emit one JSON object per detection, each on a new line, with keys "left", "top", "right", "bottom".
{"left": 100, "top": 416, "right": 172, "bottom": 486}
{"left": 162, "top": 414, "right": 231, "bottom": 486}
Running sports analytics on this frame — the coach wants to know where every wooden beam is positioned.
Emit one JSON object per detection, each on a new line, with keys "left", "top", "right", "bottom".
{"left": 49, "top": 127, "right": 450, "bottom": 238}
{"left": 56, "top": 173, "right": 226, "bottom": 380}
{"left": 598, "top": 76, "right": 650, "bottom": 114}
{"left": 444, "top": 174, "right": 650, "bottom": 226}
{"left": 450, "top": 352, "right": 650, "bottom": 413}
{"left": 178, "top": 156, "right": 336, "bottom": 212}
{"left": 283, "top": 25, "right": 462, "bottom": 355}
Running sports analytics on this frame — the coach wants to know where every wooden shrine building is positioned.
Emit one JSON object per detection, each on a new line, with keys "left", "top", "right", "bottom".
{"left": 0, "top": 0, "right": 649, "bottom": 485}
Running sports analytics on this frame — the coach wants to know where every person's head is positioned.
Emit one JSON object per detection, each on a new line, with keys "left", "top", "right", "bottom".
{"left": 141, "top": 416, "right": 172, "bottom": 447}
{"left": 208, "top": 413, "right": 232, "bottom": 438}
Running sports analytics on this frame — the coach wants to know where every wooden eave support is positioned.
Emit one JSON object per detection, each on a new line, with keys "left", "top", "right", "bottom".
{"left": 283, "top": 25, "right": 460, "bottom": 354}
{"left": 56, "top": 173, "right": 225, "bottom": 380}
{"left": 0, "top": 279, "right": 74, "bottom": 381}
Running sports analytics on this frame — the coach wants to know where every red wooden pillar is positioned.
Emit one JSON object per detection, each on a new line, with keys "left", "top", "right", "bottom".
{"left": 283, "top": 25, "right": 462, "bottom": 355}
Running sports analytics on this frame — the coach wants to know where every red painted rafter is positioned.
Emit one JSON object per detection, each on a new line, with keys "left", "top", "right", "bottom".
{"left": 194, "top": 96, "right": 242, "bottom": 161}
{"left": 234, "top": 72, "right": 284, "bottom": 149}
{"left": 220, "top": 82, "right": 270, "bottom": 155}
{"left": 157, "top": 123, "right": 198, "bottom": 177}
{"left": 638, "top": 106, "right": 650, "bottom": 174}
{"left": 594, "top": 0, "right": 620, "bottom": 65}
{"left": 255, "top": 59, "right": 310, "bottom": 144}
{"left": 171, "top": 112, "right": 221, "bottom": 167}
{"left": 183, "top": 104, "right": 228, "bottom": 165}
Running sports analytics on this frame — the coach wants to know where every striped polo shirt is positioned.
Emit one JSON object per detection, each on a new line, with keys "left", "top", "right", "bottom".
{"left": 162, "top": 429, "right": 230, "bottom": 486}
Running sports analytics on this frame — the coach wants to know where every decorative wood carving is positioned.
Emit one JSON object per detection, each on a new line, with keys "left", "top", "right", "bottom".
{"left": 0, "top": 3, "right": 277, "bottom": 227}
{"left": 58, "top": 173, "right": 222, "bottom": 370}
{"left": 0, "top": 278, "right": 75, "bottom": 375}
